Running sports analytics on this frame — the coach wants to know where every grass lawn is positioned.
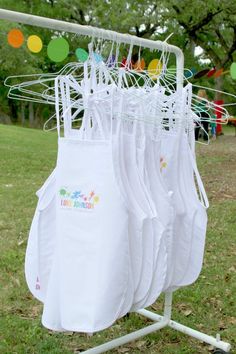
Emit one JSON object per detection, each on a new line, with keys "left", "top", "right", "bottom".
{"left": 0, "top": 124, "right": 235, "bottom": 354}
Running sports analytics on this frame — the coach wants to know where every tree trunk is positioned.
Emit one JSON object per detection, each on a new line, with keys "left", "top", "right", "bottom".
{"left": 215, "top": 75, "right": 223, "bottom": 101}
{"left": 0, "top": 111, "right": 12, "bottom": 124}
{"left": 21, "top": 101, "right": 25, "bottom": 126}
{"left": 189, "top": 39, "right": 196, "bottom": 57}
{"left": 29, "top": 102, "right": 34, "bottom": 127}
{"left": 35, "top": 105, "right": 43, "bottom": 128}
{"left": 8, "top": 99, "right": 18, "bottom": 123}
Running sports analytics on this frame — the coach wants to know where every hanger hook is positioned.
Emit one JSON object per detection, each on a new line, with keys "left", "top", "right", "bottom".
{"left": 126, "top": 35, "right": 134, "bottom": 69}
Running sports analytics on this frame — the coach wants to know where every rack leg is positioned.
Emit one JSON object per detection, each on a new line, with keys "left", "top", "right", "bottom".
{"left": 82, "top": 318, "right": 169, "bottom": 354}
{"left": 137, "top": 309, "right": 231, "bottom": 353}
{"left": 83, "top": 291, "right": 231, "bottom": 353}
{"left": 163, "top": 291, "right": 173, "bottom": 320}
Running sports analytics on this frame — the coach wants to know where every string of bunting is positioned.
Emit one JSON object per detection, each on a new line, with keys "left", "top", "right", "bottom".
{"left": 6, "top": 28, "right": 236, "bottom": 80}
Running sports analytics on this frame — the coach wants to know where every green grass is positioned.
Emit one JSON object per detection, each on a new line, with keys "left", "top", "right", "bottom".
{"left": 0, "top": 124, "right": 236, "bottom": 354}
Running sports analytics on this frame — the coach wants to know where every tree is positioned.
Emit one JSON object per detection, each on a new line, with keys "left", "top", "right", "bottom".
{"left": 0, "top": 0, "right": 235, "bottom": 124}
{"left": 164, "top": 0, "right": 236, "bottom": 99}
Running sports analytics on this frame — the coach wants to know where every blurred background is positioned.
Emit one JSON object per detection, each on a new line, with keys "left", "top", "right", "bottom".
{"left": 0, "top": 0, "right": 235, "bottom": 128}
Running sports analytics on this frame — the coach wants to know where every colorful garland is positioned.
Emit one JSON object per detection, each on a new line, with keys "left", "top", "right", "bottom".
{"left": 6, "top": 28, "right": 236, "bottom": 80}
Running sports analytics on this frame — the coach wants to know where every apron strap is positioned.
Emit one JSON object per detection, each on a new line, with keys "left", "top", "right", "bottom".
{"left": 60, "top": 76, "right": 72, "bottom": 138}
{"left": 55, "top": 76, "right": 61, "bottom": 138}
{"left": 188, "top": 148, "right": 209, "bottom": 209}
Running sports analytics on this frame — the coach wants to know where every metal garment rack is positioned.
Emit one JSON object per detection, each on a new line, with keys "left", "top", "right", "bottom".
{"left": 0, "top": 9, "right": 231, "bottom": 354}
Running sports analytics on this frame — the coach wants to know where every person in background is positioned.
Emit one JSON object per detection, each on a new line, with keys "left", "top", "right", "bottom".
{"left": 195, "top": 89, "right": 209, "bottom": 141}
{"left": 210, "top": 114, "right": 217, "bottom": 140}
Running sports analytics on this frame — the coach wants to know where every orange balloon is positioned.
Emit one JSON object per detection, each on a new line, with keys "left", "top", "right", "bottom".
{"left": 7, "top": 29, "right": 24, "bottom": 48}
{"left": 134, "top": 58, "right": 145, "bottom": 71}
{"left": 214, "top": 68, "right": 224, "bottom": 78}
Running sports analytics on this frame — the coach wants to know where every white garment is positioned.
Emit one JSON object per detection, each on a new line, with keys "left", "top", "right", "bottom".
{"left": 171, "top": 131, "right": 208, "bottom": 287}
{"left": 25, "top": 170, "right": 56, "bottom": 302}
{"left": 24, "top": 66, "right": 209, "bottom": 333}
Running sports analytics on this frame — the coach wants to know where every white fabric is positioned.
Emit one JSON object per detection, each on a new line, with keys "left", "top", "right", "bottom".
{"left": 25, "top": 170, "right": 56, "bottom": 302}
{"left": 24, "top": 63, "right": 209, "bottom": 333}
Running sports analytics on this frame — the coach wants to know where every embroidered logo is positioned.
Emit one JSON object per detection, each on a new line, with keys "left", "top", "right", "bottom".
{"left": 35, "top": 276, "right": 40, "bottom": 290}
{"left": 160, "top": 157, "right": 167, "bottom": 172}
{"left": 59, "top": 187, "right": 100, "bottom": 210}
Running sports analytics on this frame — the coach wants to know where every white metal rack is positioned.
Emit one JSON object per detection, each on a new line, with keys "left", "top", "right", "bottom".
{"left": 0, "top": 8, "right": 231, "bottom": 354}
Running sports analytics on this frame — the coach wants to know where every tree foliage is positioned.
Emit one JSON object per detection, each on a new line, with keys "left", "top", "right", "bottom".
{"left": 0, "top": 0, "right": 235, "bottom": 125}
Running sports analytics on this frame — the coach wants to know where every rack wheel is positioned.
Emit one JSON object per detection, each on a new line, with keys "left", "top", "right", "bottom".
{"left": 213, "top": 349, "right": 230, "bottom": 354}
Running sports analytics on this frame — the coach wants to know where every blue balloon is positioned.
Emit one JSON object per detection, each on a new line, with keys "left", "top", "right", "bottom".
{"left": 93, "top": 52, "right": 103, "bottom": 63}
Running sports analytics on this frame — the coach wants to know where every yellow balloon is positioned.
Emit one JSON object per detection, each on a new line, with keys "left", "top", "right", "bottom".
{"left": 148, "top": 59, "right": 163, "bottom": 79}
{"left": 27, "top": 35, "right": 43, "bottom": 53}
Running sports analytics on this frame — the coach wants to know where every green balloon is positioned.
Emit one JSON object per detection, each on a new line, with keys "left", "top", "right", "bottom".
{"left": 230, "top": 62, "right": 236, "bottom": 80}
{"left": 75, "top": 48, "right": 89, "bottom": 62}
{"left": 47, "top": 37, "right": 69, "bottom": 62}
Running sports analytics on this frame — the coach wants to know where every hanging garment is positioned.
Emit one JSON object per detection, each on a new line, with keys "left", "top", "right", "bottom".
{"left": 24, "top": 60, "right": 209, "bottom": 333}
{"left": 171, "top": 130, "right": 208, "bottom": 288}
{"left": 25, "top": 170, "right": 56, "bottom": 302}
{"left": 141, "top": 135, "right": 174, "bottom": 306}
{"left": 42, "top": 80, "right": 132, "bottom": 332}
{"left": 173, "top": 86, "right": 209, "bottom": 287}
